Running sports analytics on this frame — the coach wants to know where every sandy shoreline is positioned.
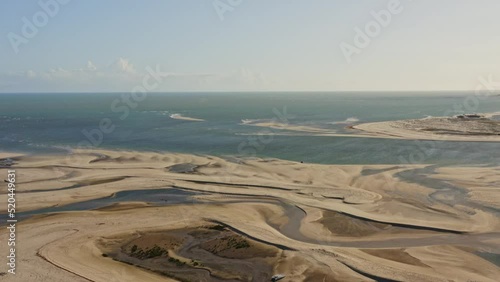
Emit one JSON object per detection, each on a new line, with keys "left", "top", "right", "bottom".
{"left": 0, "top": 149, "right": 498, "bottom": 281}
{"left": 0, "top": 152, "right": 24, "bottom": 159}
{"left": 240, "top": 117, "right": 500, "bottom": 142}
{"left": 353, "top": 114, "right": 500, "bottom": 142}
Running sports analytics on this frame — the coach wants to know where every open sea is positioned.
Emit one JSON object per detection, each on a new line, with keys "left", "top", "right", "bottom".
{"left": 1, "top": 92, "right": 500, "bottom": 165}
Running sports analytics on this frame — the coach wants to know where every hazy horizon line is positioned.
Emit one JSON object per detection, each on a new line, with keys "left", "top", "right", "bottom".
{"left": 1, "top": 90, "right": 499, "bottom": 94}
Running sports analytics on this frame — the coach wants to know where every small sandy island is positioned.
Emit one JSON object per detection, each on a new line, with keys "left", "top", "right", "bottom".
{"left": 169, "top": 113, "right": 205, "bottom": 122}
{"left": 353, "top": 113, "right": 500, "bottom": 142}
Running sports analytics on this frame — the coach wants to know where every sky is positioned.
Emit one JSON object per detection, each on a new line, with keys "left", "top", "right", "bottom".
{"left": 1, "top": 0, "right": 500, "bottom": 92}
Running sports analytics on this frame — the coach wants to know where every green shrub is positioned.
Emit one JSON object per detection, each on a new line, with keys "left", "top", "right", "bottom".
{"left": 208, "top": 225, "right": 226, "bottom": 231}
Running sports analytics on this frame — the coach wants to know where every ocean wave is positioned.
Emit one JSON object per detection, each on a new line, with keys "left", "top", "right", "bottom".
{"left": 330, "top": 117, "right": 360, "bottom": 124}
{"left": 486, "top": 112, "right": 500, "bottom": 121}
{"left": 141, "top": 110, "right": 169, "bottom": 115}
{"left": 240, "top": 119, "right": 255, "bottom": 125}
{"left": 240, "top": 119, "right": 271, "bottom": 125}
{"left": 0, "top": 116, "right": 25, "bottom": 122}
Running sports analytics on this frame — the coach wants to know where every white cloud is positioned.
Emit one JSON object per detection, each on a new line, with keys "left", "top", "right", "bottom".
{"left": 87, "top": 61, "right": 97, "bottom": 71}
{"left": 0, "top": 59, "right": 270, "bottom": 92}
{"left": 110, "top": 57, "right": 136, "bottom": 74}
{"left": 26, "top": 70, "right": 37, "bottom": 78}
{"left": 196, "top": 68, "right": 271, "bottom": 91}
{"left": 0, "top": 58, "right": 144, "bottom": 92}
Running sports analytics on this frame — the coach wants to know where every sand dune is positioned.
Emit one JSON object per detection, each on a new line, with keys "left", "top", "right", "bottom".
{"left": 0, "top": 149, "right": 498, "bottom": 281}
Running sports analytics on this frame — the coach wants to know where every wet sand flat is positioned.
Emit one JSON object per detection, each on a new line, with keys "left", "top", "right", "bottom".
{"left": 0, "top": 149, "right": 499, "bottom": 281}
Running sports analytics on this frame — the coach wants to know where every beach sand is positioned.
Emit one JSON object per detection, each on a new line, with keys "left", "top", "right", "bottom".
{"left": 353, "top": 114, "right": 500, "bottom": 142}
{"left": 0, "top": 149, "right": 498, "bottom": 281}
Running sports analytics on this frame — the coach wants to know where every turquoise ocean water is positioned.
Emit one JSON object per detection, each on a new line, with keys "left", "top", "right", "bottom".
{"left": 1, "top": 92, "right": 499, "bottom": 165}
